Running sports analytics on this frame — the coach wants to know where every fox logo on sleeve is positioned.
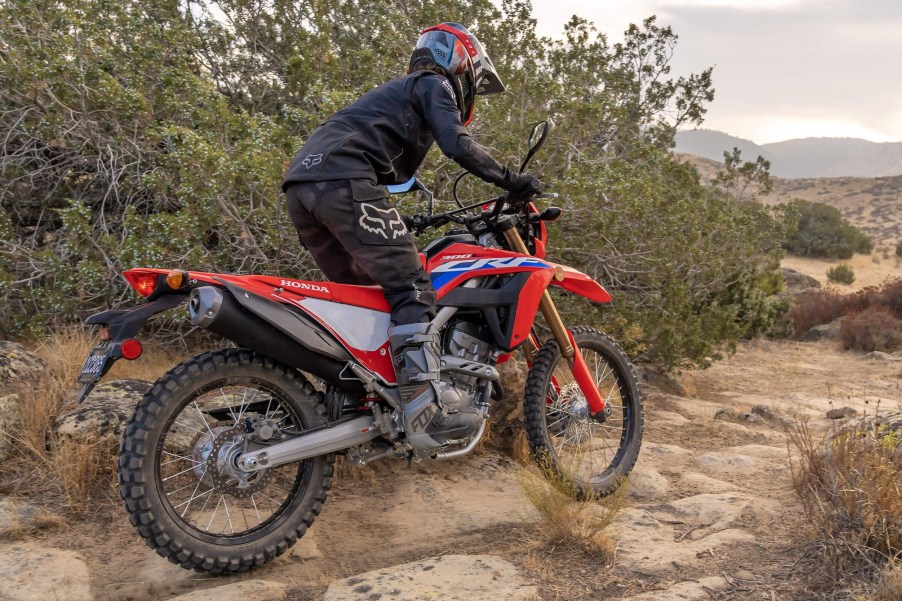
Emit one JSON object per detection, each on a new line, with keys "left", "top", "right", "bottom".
{"left": 301, "top": 153, "right": 323, "bottom": 169}
{"left": 358, "top": 203, "right": 409, "bottom": 239}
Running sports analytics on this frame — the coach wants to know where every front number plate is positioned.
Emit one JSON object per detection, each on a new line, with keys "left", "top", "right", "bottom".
{"left": 77, "top": 342, "right": 114, "bottom": 384}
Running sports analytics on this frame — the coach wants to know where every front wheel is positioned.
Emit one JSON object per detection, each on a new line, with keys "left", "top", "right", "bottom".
{"left": 118, "top": 349, "right": 334, "bottom": 574}
{"left": 524, "top": 327, "right": 643, "bottom": 498}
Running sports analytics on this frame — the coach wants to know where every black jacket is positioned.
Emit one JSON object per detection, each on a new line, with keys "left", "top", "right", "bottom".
{"left": 282, "top": 71, "right": 518, "bottom": 199}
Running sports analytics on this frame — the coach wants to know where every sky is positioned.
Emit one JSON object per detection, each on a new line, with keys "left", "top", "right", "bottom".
{"left": 529, "top": 0, "right": 902, "bottom": 144}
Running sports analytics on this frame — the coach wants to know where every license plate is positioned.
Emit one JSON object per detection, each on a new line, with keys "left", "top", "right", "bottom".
{"left": 77, "top": 342, "right": 114, "bottom": 384}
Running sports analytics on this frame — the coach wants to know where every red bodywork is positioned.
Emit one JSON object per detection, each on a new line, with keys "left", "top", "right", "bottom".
{"left": 124, "top": 241, "right": 610, "bottom": 386}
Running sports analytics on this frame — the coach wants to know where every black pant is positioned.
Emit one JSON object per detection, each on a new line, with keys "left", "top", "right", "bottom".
{"left": 285, "top": 180, "right": 436, "bottom": 325}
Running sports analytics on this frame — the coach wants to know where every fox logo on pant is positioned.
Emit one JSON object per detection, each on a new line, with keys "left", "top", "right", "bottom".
{"left": 358, "top": 203, "right": 408, "bottom": 239}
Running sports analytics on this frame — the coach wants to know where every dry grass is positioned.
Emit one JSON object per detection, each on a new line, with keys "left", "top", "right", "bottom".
{"left": 853, "top": 560, "right": 902, "bottom": 601}
{"left": 787, "top": 410, "right": 902, "bottom": 594}
{"left": 840, "top": 306, "right": 902, "bottom": 353}
{"left": 2, "top": 325, "right": 186, "bottom": 514}
{"left": 516, "top": 463, "right": 625, "bottom": 562}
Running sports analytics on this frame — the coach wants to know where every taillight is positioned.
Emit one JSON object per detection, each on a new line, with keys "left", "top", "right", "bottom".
{"left": 120, "top": 338, "right": 143, "bottom": 360}
{"left": 124, "top": 271, "right": 159, "bottom": 297}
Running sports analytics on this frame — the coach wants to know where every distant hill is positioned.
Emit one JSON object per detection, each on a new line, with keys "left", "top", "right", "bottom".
{"left": 676, "top": 129, "right": 902, "bottom": 178}
{"left": 679, "top": 153, "right": 902, "bottom": 248}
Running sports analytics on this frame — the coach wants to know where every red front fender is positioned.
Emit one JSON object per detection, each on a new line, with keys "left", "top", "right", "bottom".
{"left": 549, "top": 265, "right": 612, "bottom": 303}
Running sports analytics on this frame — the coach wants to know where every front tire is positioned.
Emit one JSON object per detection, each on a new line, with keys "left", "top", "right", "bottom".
{"left": 524, "top": 327, "right": 643, "bottom": 498}
{"left": 118, "top": 349, "right": 333, "bottom": 574}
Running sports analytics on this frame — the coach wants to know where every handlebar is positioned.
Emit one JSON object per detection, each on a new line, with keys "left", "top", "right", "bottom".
{"left": 406, "top": 192, "right": 559, "bottom": 236}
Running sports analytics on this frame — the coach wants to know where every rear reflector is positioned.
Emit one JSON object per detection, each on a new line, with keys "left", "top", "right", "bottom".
{"left": 120, "top": 339, "right": 143, "bottom": 360}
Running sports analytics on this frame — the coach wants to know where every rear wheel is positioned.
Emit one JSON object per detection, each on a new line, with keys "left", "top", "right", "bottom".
{"left": 523, "top": 327, "right": 643, "bottom": 498}
{"left": 119, "top": 349, "right": 333, "bottom": 574}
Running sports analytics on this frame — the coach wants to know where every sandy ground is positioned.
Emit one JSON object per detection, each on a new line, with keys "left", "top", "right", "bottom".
{"left": 783, "top": 253, "right": 902, "bottom": 291}
{"left": 6, "top": 334, "right": 899, "bottom": 601}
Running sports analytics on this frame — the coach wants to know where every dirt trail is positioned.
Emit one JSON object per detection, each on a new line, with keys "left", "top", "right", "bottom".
{"left": 5, "top": 337, "right": 901, "bottom": 600}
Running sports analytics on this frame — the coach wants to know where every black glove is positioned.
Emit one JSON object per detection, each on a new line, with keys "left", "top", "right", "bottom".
{"left": 503, "top": 170, "right": 541, "bottom": 198}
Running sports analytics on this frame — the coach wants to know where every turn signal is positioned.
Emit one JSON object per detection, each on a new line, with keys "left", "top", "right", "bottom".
{"left": 166, "top": 270, "right": 187, "bottom": 290}
{"left": 120, "top": 339, "right": 143, "bottom": 361}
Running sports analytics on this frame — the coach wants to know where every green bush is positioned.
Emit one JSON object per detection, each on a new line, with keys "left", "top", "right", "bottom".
{"left": 783, "top": 200, "right": 872, "bottom": 259}
{"left": 896, "top": 240, "right": 902, "bottom": 257}
{"left": 827, "top": 264, "right": 856, "bottom": 285}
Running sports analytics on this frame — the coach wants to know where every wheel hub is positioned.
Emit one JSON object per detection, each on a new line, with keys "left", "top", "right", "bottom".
{"left": 196, "top": 425, "right": 272, "bottom": 498}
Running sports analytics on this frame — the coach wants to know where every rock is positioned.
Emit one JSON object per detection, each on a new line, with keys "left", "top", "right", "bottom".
{"left": 613, "top": 508, "right": 755, "bottom": 574}
{"left": 323, "top": 555, "right": 538, "bottom": 601}
{"left": 751, "top": 405, "right": 778, "bottom": 421}
{"left": 56, "top": 379, "right": 152, "bottom": 439}
{"left": 830, "top": 411, "right": 902, "bottom": 449}
{"left": 634, "top": 366, "right": 688, "bottom": 395}
{"left": 168, "top": 580, "right": 286, "bottom": 601}
{"left": 652, "top": 493, "right": 749, "bottom": 534}
{"left": 652, "top": 410, "right": 690, "bottom": 426}
{"left": 827, "top": 406, "right": 857, "bottom": 420}
{"left": 641, "top": 442, "right": 693, "bottom": 461}
{"left": 490, "top": 359, "right": 528, "bottom": 451}
{"left": 679, "top": 473, "right": 737, "bottom": 494}
{"left": 0, "top": 392, "right": 20, "bottom": 461}
{"left": 697, "top": 445, "right": 787, "bottom": 472}
{"left": 0, "top": 343, "right": 44, "bottom": 461}
{"left": 286, "top": 533, "right": 323, "bottom": 561}
{"left": 0, "top": 542, "right": 93, "bottom": 601}
{"left": 864, "top": 351, "right": 901, "bottom": 361}
{"left": 781, "top": 268, "right": 821, "bottom": 293}
{"left": 621, "top": 576, "right": 729, "bottom": 601}
{"left": 713, "top": 407, "right": 736, "bottom": 422}
{"left": 0, "top": 342, "right": 46, "bottom": 389}
{"left": 800, "top": 320, "right": 841, "bottom": 342}
{"left": 738, "top": 412, "right": 763, "bottom": 424}
{"left": 0, "top": 498, "right": 52, "bottom": 540}
{"left": 628, "top": 469, "right": 670, "bottom": 500}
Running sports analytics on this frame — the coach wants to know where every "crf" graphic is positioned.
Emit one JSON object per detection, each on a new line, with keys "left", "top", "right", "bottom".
{"left": 280, "top": 279, "right": 330, "bottom": 293}
{"left": 431, "top": 256, "right": 548, "bottom": 273}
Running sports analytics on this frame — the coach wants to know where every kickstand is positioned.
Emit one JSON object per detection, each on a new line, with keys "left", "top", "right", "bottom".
{"left": 406, "top": 451, "right": 414, "bottom": 468}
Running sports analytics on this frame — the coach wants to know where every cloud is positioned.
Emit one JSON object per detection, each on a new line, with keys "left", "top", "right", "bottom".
{"left": 530, "top": 0, "right": 902, "bottom": 142}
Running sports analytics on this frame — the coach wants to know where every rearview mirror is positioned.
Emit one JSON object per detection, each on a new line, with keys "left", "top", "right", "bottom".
{"left": 386, "top": 177, "right": 420, "bottom": 195}
{"left": 386, "top": 177, "right": 436, "bottom": 215}
{"left": 520, "top": 119, "right": 555, "bottom": 174}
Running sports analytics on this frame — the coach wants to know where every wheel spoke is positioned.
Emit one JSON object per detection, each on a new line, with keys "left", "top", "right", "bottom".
{"left": 532, "top": 332, "right": 640, "bottom": 490}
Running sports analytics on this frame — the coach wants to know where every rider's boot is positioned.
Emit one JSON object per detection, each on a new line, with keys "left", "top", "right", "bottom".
{"left": 388, "top": 323, "right": 443, "bottom": 450}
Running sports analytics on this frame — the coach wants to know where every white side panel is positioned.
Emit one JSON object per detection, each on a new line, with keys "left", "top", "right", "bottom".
{"left": 298, "top": 298, "right": 390, "bottom": 352}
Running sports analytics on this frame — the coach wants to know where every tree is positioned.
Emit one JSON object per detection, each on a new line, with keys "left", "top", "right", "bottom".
{"left": 714, "top": 147, "right": 773, "bottom": 203}
{"left": 782, "top": 200, "right": 872, "bottom": 260}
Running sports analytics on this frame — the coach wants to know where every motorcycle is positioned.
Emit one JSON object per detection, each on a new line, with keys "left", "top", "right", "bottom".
{"left": 76, "top": 120, "right": 643, "bottom": 574}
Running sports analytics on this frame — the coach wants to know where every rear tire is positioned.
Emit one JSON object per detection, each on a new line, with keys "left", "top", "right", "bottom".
{"left": 118, "top": 348, "right": 333, "bottom": 574}
{"left": 523, "top": 327, "right": 643, "bottom": 498}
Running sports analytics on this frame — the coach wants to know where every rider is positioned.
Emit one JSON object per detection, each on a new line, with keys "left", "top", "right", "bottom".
{"left": 282, "top": 23, "right": 540, "bottom": 438}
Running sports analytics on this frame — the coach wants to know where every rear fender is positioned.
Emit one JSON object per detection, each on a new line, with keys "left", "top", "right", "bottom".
{"left": 77, "top": 294, "right": 186, "bottom": 403}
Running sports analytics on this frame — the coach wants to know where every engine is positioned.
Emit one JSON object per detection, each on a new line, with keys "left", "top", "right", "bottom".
{"left": 443, "top": 319, "right": 495, "bottom": 398}
{"left": 422, "top": 319, "right": 495, "bottom": 443}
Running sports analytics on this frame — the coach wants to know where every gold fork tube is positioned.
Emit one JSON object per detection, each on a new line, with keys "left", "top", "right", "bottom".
{"left": 502, "top": 227, "right": 575, "bottom": 359}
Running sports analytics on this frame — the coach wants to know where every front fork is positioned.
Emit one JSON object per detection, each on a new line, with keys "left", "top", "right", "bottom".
{"left": 501, "top": 228, "right": 608, "bottom": 418}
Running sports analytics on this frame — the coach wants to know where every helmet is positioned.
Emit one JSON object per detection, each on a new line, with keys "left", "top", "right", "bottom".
{"left": 409, "top": 22, "right": 505, "bottom": 125}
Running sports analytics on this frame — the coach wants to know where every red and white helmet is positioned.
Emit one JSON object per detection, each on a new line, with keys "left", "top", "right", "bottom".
{"left": 409, "top": 22, "right": 506, "bottom": 125}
